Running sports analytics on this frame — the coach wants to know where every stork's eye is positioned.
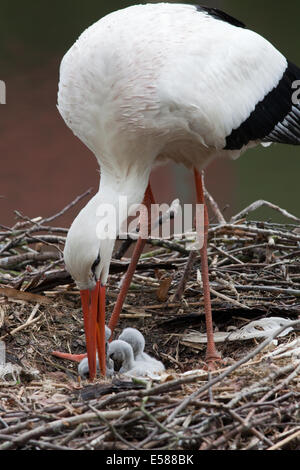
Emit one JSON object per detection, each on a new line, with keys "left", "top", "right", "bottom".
{"left": 91, "top": 253, "right": 100, "bottom": 279}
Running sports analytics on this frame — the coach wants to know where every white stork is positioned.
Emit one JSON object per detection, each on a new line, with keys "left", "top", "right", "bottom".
{"left": 56, "top": 3, "right": 300, "bottom": 380}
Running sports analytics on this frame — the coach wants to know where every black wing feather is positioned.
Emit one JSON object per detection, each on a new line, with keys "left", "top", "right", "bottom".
{"left": 195, "top": 5, "right": 246, "bottom": 29}
{"left": 225, "top": 61, "right": 300, "bottom": 150}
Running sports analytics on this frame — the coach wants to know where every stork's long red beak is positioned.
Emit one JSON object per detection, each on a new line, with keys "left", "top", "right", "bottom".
{"left": 80, "top": 281, "right": 106, "bottom": 380}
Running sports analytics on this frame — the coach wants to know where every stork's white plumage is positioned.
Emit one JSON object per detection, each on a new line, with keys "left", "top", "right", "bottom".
{"left": 57, "top": 3, "right": 300, "bottom": 379}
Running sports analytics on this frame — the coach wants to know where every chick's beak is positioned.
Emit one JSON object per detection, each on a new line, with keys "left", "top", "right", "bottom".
{"left": 80, "top": 281, "right": 106, "bottom": 380}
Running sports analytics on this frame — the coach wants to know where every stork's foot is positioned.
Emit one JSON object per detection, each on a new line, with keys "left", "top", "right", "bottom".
{"left": 205, "top": 351, "right": 223, "bottom": 371}
{"left": 52, "top": 350, "right": 87, "bottom": 363}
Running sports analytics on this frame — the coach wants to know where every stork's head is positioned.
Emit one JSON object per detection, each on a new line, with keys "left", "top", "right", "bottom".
{"left": 64, "top": 194, "right": 116, "bottom": 290}
{"left": 64, "top": 194, "right": 116, "bottom": 380}
{"left": 108, "top": 340, "right": 135, "bottom": 373}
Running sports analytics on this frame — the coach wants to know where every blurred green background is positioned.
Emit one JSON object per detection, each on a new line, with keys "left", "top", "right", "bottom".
{"left": 0, "top": 0, "right": 299, "bottom": 226}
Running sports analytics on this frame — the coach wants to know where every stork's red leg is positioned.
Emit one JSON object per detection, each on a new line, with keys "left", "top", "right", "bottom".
{"left": 96, "top": 283, "right": 106, "bottom": 376}
{"left": 51, "top": 351, "right": 87, "bottom": 362}
{"left": 108, "top": 183, "right": 155, "bottom": 335}
{"left": 193, "top": 168, "right": 221, "bottom": 367}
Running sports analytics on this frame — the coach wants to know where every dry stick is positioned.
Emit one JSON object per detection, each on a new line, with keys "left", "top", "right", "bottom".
{"left": 0, "top": 419, "right": 41, "bottom": 436}
{"left": 0, "top": 417, "right": 8, "bottom": 429}
{"left": 172, "top": 250, "right": 197, "bottom": 302}
{"left": 202, "top": 403, "right": 299, "bottom": 450}
{"left": 230, "top": 284, "right": 300, "bottom": 297}
{"left": 227, "top": 408, "right": 274, "bottom": 447}
{"left": 0, "top": 410, "right": 127, "bottom": 450}
{"left": 210, "top": 223, "right": 300, "bottom": 242}
{"left": 27, "top": 440, "right": 72, "bottom": 451}
{"left": 1, "top": 188, "right": 91, "bottom": 255}
{"left": 60, "top": 423, "right": 84, "bottom": 446}
{"left": 268, "top": 429, "right": 300, "bottom": 451}
{"left": 136, "top": 401, "right": 217, "bottom": 449}
{"left": 146, "top": 238, "right": 189, "bottom": 255}
{"left": 2, "top": 313, "right": 44, "bottom": 339}
{"left": 86, "top": 408, "right": 144, "bottom": 450}
{"left": 0, "top": 233, "right": 25, "bottom": 256}
{"left": 4, "top": 235, "right": 66, "bottom": 251}
{"left": 1, "top": 304, "right": 41, "bottom": 339}
{"left": 88, "top": 404, "right": 140, "bottom": 451}
{"left": 165, "top": 320, "right": 300, "bottom": 424}
{"left": 228, "top": 363, "right": 299, "bottom": 408}
{"left": 24, "top": 235, "right": 66, "bottom": 244}
{"left": 209, "top": 287, "right": 251, "bottom": 310}
{"left": 258, "top": 362, "right": 300, "bottom": 404}
{"left": 236, "top": 362, "right": 300, "bottom": 435}
{"left": 0, "top": 286, "right": 52, "bottom": 305}
{"left": 91, "top": 373, "right": 209, "bottom": 414}
{"left": 230, "top": 200, "right": 300, "bottom": 224}
{"left": 23, "top": 233, "right": 64, "bottom": 256}
{"left": 215, "top": 276, "right": 240, "bottom": 299}
{"left": 41, "top": 188, "right": 93, "bottom": 224}
{"left": 203, "top": 185, "right": 226, "bottom": 225}
{"left": 272, "top": 425, "right": 300, "bottom": 442}
{"left": 27, "top": 258, "right": 64, "bottom": 280}
{"left": 0, "top": 434, "right": 14, "bottom": 441}
{"left": 0, "top": 252, "right": 60, "bottom": 269}
{"left": 199, "top": 408, "right": 271, "bottom": 450}
{"left": 238, "top": 392, "right": 298, "bottom": 412}
{"left": 140, "top": 402, "right": 179, "bottom": 442}
{"left": 222, "top": 242, "right": 269, "bottom": 256}
{"left": 211, "top": 243, "right": 244, "bottom": 265}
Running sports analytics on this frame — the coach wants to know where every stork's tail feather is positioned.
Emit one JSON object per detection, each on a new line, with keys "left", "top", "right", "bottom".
{"left": 263, "top": 61, "right": 300, "bottom": 146}
{"left": 225, "top": 60, "right": 300, "bottom": 150}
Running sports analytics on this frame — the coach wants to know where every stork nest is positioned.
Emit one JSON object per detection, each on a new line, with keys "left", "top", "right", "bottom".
{"left": 0, "top": 190, "right": 299, "bottom": 451}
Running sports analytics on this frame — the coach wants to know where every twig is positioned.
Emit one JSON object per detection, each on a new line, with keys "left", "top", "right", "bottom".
{"left": 203, "top": 185, "right": 226, "bottom": 225}
{"left": 41, "top": 188, "right": 93, "bottom": 224}
{"left": 209, "top": 287, "right": 251, "bottom": 310}
{"left": 268, "top": 429, "right": 300, "bottom": 451}
{"left": 171, "top": 251, "right": 197, "bottom": 302}
{"left": 28, "top": 439, "right": 72, "bottom": 451}
{"left": 0, "top": 410, "right": 128, "bottom": 450}
{"left": 230, "top": 200, "right": 300, "bottom": 224}
{"left": 0, "top": 286, "right": 52, "bottom": 305}
{"left": 0, "top": 252, "right": 60, "bottom": 269}
{"left": 165, "top": 320, "right": 300, "bottom": 424}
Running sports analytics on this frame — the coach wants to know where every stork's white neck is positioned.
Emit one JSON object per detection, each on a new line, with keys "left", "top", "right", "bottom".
{"left": 93, "top": 168, "right": 150, "bottom": 284}
{"left": 98, "top": 168, "right": 150, "bottom": 228}
{"left": 64, "top": 167, "right": 150, "bottom": 290}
